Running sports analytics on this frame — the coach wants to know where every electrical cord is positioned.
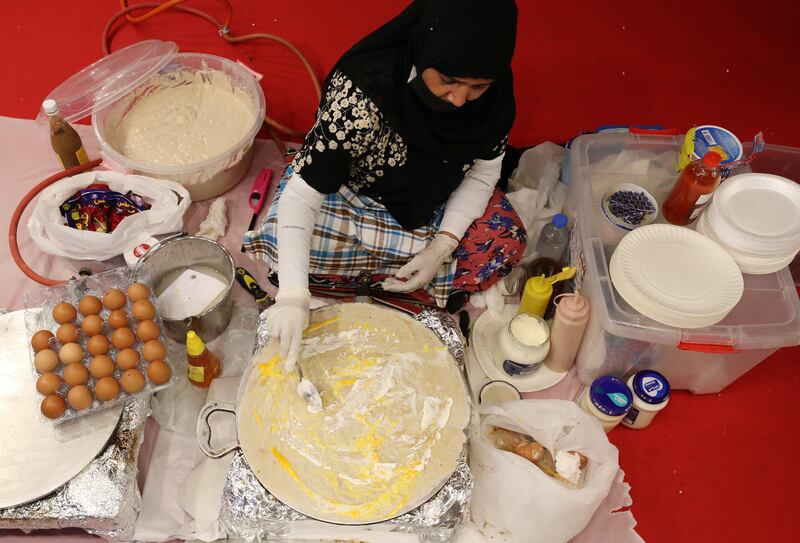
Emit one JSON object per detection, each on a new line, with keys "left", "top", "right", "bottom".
{"left": 9, "top": 160, "right": 103, "bottom": 286}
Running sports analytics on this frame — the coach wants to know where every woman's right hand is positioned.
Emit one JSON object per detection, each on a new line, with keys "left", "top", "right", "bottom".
{"left": 266, "top": 286, "right": 310, "bottom": 372}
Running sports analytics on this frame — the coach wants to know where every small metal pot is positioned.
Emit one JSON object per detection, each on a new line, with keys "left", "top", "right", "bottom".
{"left": 133, "top": 234, "right": 235, "bottom": 343}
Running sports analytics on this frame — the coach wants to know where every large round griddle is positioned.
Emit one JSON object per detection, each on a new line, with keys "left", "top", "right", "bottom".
{"left": 0, "top": 310, "right": 122, "bottom": 509}
{"left": 198, "top": 303, "right": 470, "bottom": 525}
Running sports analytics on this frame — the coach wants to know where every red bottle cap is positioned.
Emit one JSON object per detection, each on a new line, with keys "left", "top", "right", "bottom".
{"left": 702, "top": 151, "right": 722, "bottom": 168}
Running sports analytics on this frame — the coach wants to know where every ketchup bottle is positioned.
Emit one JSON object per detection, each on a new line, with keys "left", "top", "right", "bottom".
{"left": 662, "top": 151, "right": 722, "bottom": 225}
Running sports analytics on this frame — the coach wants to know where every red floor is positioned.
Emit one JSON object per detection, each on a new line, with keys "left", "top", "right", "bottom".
{"left": 2, "top": 1, "right": 800, "bottom": 541}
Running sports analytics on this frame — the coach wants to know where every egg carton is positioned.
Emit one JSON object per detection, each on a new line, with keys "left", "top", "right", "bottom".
{"left": 23, "top": 266, "right": 177, "bottom": 425}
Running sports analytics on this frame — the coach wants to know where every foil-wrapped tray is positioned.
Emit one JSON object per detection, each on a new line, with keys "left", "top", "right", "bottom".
{"left": 0, "top": 398, "right": 149, "bottom": 540}
{"left": 219, "top": 306, "right": 473, "bottom": 542}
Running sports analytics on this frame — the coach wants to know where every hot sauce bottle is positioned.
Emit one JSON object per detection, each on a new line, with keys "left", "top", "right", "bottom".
{"left": 662, "top": 151, "right": 722, "bottom": 225}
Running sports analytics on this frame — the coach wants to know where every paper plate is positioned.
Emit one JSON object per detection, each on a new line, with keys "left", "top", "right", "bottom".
{"left": 697, "top": 213, "right": 797, "bottom": 275}
{"left": 714, "top": 173, "right": 800, "bottom": 240}
{"left": 610, "top": 224, "right": 744, "bottom": 328}
{"left": 609, "top": 255, "right": 734, "bottom": 328}
{"left": 471, "top": 305, "right": 568, "bottom": 392}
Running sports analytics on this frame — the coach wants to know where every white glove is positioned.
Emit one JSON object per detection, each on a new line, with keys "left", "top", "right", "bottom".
{"left": 266, "top": 286, "right": 310, "bottom": 372}
{"left": 382, "top": 234, "right": 459, "bottom": 293}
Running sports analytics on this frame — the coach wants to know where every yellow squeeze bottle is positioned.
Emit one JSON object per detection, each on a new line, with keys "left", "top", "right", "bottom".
{"left": 518, "top": 267, "right": 576, "bottom": 318}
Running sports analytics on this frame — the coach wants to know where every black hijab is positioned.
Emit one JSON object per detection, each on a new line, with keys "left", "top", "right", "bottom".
{"left": 330, "top": 0, "right": 518, "bottom": 230}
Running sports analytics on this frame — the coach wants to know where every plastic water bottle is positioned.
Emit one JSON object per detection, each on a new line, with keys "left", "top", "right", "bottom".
{"left": 535, "top": 213, "right": 569, "bottom": 260}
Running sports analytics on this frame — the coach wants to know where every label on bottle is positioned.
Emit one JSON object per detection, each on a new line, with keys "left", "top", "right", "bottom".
{"left": 75, "top": 146, "right": 89, "bottom": 165}
{"left": 689, "top": 193, "right": 714, "bottom": 220}
{"left": 188, "top": 364, "right": 205, "bottom": 383}
{"left": 623, "top": 406, "right": 640, "bottom": 425}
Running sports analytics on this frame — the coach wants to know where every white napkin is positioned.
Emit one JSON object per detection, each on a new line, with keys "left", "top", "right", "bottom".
{"left": 134, "top": 377, "right": 240, "bottom": 542}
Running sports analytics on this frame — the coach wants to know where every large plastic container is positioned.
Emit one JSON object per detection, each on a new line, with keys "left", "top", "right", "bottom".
{"left": 94, "top": 53, "right": 265, "bottom": 201}
{"left": 566, "top": 133, "right": 800, "bottom": 394}
{"left": 40, "top": 41, "right": 265, "bottom": 202}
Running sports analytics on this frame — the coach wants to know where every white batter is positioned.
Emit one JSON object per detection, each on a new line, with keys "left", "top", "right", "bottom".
{"left": 105, "top": 67, "right": 257, "bottom": 166}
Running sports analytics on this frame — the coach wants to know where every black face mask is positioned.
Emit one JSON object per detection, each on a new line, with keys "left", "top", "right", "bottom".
{"left": 409, "top": 75, "right": 459, "bottom": 114}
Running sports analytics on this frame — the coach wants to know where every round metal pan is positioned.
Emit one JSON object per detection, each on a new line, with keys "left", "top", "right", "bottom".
{"left": 197, "top": 303, "right": 469, "bottom": 525}
{"left": 0, "top": 310, "right": 122, "bottom": 509}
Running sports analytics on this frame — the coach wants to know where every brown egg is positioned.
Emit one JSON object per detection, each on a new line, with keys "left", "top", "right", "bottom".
{"left": 120, "top": 369, "right": 146, "bottom": 394}
{"left": 95, "top": 376, "right": 120, "bottom": 401}
{"left": 63, "top": 362, "right": 89, "bottom": 386}
{"left": 56, "top": 323, "right": 80, "bottom": 344}
{"left": 52, "top": 302, "right": 77, "bottom": 324}
{"left": 127, "top": 282, "right": 151, "bottom": 303}
{"left": 146, "top": 360, "right": 172, "bottom": 385}
{"left": 78, "top": 295, "right": 102, "bottom": 317}
{"left": 31, "top": 330, "right": 54, "bottom": 352}
{"left": 116, "top": 348, "right": 140, "bottom": 370}
{"left": 81, "top": 314, "right": 105, "bottom": 336}
{"left": 103, "top": 288, "right": 126, "bottom": 310}
{"left": 36, "top": 372, "right": 62, "bottom": 395}
{"left": 136, "top": 320, "right": 161, "bottom": 342}
{"left": 34, "top": 349, "right": 59, "bottom": 373}
{"left": 142, "top": 339, "right": 166, "bottom": 362}
{"left": 67, "top": 385, "right": 93, "bottom": 411}
{"left": 111, "top": 327, "right": 136, "bottom": 350}
{"left": 58, "top": 342, "right": 84, "bottom": 365}
{"left": 41, "top": 394, "right": 67, "bottom": 419}
{"left": 107, "top": 309, "right": 129, "bottom": 329}
{"left": 87, "top": 334, "right": 110, "bottom": 356}
{"left": 131, "top": 299, "right": 156, "bottom": 321}
{"left": 89, "top": 355, "right": 116, "bottom": 379}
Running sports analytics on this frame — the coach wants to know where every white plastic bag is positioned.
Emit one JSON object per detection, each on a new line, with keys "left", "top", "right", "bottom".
{"left": 470, "top": 400, "right": 619, "bottom": 543}
{"left": 28, "top": 170, "right": 191, "bottom": 261}
{"left": 505, "top": 143, "right": 568, "bottom": 264}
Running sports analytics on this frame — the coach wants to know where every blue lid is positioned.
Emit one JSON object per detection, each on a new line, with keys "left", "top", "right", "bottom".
{"left": 589, "top": 376, "right": 633, "bottom": 416}
{"left": 553, "top": 213, "right": 568, "bottom": 229}
{"left": 632, "top": 370, "right": 670, "bottom": 405}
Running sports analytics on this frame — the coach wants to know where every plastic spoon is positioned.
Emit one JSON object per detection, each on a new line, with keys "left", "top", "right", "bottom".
{"left": 295, "top": 362, "right": 322, "bottom": 411}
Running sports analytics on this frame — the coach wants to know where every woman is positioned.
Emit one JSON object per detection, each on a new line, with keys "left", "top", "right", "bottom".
{"left": 244, "top": 0, "right": 525, "bottom": 365}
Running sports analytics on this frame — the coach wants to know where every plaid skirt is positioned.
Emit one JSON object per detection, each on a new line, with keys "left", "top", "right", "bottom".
{"left": 243, "top": 174, "right": 527, "bottom": 307}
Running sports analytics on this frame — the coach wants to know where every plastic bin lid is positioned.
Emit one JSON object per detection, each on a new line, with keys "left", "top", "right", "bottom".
{"left": 37, "top": 40, "right": 178, "bottom": 124}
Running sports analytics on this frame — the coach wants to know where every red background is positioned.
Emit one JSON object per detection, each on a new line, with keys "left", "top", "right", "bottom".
{"left": 1, "top": 1, "right": 799, "bottom": 542}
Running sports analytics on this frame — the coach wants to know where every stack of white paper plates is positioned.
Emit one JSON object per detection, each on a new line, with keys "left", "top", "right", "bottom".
{"left": 698, "top": 173, "right": 800, "bottom": 274}
{"left": 610, "top": 224, "right": 744, "bottom": 328}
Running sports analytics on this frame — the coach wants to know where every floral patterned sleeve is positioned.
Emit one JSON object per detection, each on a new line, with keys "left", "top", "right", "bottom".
{"left": 290, "top": 71, "right": 380, "bottom": 194}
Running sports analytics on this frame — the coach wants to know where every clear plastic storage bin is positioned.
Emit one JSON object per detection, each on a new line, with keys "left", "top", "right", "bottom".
{"left": 566, "top": 133, "right": 800, "bottom": 394}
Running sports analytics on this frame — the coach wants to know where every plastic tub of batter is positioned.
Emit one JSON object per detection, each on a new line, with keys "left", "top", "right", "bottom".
{"left": 40, "top": 40, "right": 266, "bottom": 201}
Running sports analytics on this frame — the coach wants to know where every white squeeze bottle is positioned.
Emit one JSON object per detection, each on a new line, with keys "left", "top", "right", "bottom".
{"left": 535, "top": 213, "right": 569, "bottom": 260}
{"left": 543, "top": 293, "right": 589, "bottom": 373}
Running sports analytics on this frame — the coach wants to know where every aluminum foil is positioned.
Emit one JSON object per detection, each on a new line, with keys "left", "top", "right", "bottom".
{"left": 0, "top": 398, "right": 149, "bottom": 540}
{"left": 222, "top": 303, "right": 472, "bottom": 542}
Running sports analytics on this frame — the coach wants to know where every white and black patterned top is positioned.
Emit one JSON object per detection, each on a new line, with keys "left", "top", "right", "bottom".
{"left": 292, "top": 70, "right": 507, "bottom": 202}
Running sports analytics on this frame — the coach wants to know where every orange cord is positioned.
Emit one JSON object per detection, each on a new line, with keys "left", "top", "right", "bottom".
{"left": 120, "top": 0, "right": 232, "bottom": 27}
{"left": 106, "top": 0, "right": 322, "bottom": 142}
{"left": 10, "top": 160, "right": 103, "bottom": 286}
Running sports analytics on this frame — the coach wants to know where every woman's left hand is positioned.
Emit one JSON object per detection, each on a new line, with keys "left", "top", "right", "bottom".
{"left": 382, "top": 234, "right": 459, "bottom": 293}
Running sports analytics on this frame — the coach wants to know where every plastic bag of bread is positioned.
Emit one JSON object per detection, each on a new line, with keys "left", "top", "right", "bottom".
{"left": 470, "top": 400, "right": 619, "bottom": 543}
